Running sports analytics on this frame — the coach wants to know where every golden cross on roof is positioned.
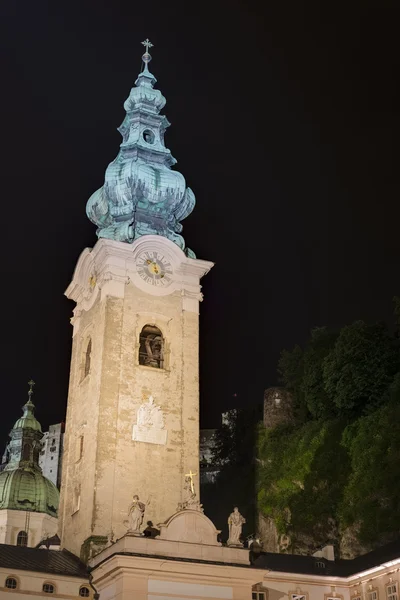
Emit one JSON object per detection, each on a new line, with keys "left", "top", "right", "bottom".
{"left": 185, "top": 469, "right": 198, "bottom": 494}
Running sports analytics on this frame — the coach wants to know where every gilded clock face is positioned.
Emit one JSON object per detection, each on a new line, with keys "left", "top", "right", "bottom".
{"left": 136, "top": 251, "right": 173, "bottom": 287}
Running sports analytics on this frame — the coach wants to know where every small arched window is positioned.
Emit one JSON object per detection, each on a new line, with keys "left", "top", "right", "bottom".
{"left": 139, "top": 325, "right": 164, "bottom": 369}
{"left": 43, "top": 583, "right": 55, "bottom": 594}
{"left": 16, "top": 531, "right": 28, "bottom": 547}
{"left": 5, "top": 577, "right": 17, "bottom": 589}
{"left": 84, "top": 338, "right": 92, "bottom": 378}
{"left": 79, "top": 587, "right": 90, "bottom": 597}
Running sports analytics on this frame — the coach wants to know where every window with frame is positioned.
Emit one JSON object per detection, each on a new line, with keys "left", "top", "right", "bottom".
{"left": 368, "top": 591, "right": 378, "bottom": 600}
{"left": 387, "top": 584, "right": 398, "bottom": 600}
{"left": 252, "top": 585, "right": 268, "bottom": 600}
{"left": 291, "top": 595, "right": 306, "bottom": 600}
{"left": 79, "top": 587, "right": 90, "bottom": 597}
{"left": 139, "top": 325, "right": 164, "bottom": 369}
{"left": 43, "top": 583, "right": 55, "bottom": 593}
{"left": 5, "top": 577, "right": 17, "bottom": 589}
{"left": 16, "top": 530, "right": 28, "bottom": 547}
{"left": 352, "top": 595, "right": 362, "bottom": 600}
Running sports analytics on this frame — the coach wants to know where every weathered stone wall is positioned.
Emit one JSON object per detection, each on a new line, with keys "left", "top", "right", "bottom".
{"left": 263, "top": 387, "right": 294, "bottom": 429}
{"left": 59, "top": 238, "right": 211, "bottom": 558}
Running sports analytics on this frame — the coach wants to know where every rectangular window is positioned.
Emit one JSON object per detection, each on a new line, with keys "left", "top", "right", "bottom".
{"left": 387, "top": 584, "right": 398, "bottom": 600}
{"left": 291, "top": 595, "right": 306, "bottom": 600}
{"left": 252, "top": 593, "right": 266, "bottom": 600}
{"left": 368, "top": 591, "right": 378, "bottom": 600}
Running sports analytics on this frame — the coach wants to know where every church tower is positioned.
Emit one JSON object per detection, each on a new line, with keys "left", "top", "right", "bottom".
{"left": 59, "top": 41, "right": 213, "bottom": 559}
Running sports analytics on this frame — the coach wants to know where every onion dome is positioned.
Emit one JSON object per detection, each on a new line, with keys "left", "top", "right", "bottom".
{"left": 0, "top": 381, "right": 59, "bottom": 517}
{"left": 86, "top": 39, "right": 196, "bottom": 257}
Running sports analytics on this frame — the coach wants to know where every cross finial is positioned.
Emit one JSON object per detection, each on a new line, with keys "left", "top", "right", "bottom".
{"left": 28, "top": 379, "right": 35, "bottom": 398}
{"left": 185, "top": 469, "right": 198, "bottom": 495}
{"left": 141, "top": 39, "right": 154, "bottom": 67}
{"left": 141, "top": 38, "right": 153, "bottom": 53}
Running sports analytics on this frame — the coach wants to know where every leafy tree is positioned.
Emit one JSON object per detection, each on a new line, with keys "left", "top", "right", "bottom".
{"left": 323, "top": 321, "right": 400, "bottom": 416}
{"left": 339, "top": 399, "right": 400, "bottom": 544}
{"left": 302, "top": 327, "right": 338, "bottom": 419}
{"left": 278, "top": 345, "right": 304, "bottom": 404}
{"left": 257, "top": 419, "right": 349, "bottom": 550}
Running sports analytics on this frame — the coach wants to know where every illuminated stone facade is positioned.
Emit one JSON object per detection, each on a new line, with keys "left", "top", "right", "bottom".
{"left": 59, "top": 236, "right": 213, "bottom": 558}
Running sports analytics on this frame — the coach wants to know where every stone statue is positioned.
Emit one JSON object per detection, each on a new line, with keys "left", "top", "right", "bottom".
{"left": 128, "top": 495, "right": 146, "bottom": 533}
{"left": 137, "top": 396, "right": 165, "bottom": 429}
{"left": 227, "top": 507, "right": 246, "bottom": 547}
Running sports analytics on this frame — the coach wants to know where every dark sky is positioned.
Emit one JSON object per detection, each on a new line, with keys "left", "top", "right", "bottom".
{"left": 0, "top": 0, "right": 399, "bottom": 445}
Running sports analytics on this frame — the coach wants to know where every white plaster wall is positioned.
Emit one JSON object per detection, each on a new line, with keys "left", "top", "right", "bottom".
{"left": 39, "top": 424, "right": 63, "bottom": 487}
{"left": 0, "top": 510, "right": 57, "bottom": 547}
{"left": 0, "top": 568, "right": 90, "bottom": 599}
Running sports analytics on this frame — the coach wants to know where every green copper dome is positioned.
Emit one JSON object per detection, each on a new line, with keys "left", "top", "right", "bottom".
{"left": 0, "top": 469, "right": 59, "bottom": 517}
{"left": 0, "top": 381, "right": 59, "bottom": 517}
{"left": 86, "top": 40, "right": 196, "bottom": 257}
{"left": 12, "top": 399, "right": 42, "bottom": 432}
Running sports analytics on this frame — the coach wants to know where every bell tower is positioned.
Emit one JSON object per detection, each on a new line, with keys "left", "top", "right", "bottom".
{"left": 59, "top": 41, "right": 213, "bottom": 559}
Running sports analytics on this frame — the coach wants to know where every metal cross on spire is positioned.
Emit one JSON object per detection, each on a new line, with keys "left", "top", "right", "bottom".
{"left": 28, "top": 379, "right": 35, "bottom": 398}
{"left": 141, "top": 38, "right": 153, "bottom": 53}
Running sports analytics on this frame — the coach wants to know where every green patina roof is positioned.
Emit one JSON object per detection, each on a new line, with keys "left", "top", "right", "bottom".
{"left": 0, "top": 468, "right": 59, "bottom": 516}
{"left": 12, "top": 399, "right": 42, "bottom": 432}
{"left": 0, "top": 382, "right": 59, "bottom": 517}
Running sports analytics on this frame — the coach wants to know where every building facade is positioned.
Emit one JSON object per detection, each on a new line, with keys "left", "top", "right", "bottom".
{"left": 39, "top": 423, "right": 64, "bottom": 489}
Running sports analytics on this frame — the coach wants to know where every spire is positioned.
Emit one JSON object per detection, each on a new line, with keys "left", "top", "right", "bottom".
{"left": 4, "top": 380, "right": 43, "bottom": 471}
{"left": 86, "top": 39, "right": 196, "bottom": 257}
{"left": 0, "top": 380, "right": 59, "bottom": 516}
{"left": 135, "top": 38, "right": 157, "bottom": 88}
{"left": 24, "top": 378, "right": 36, "bottom": 413}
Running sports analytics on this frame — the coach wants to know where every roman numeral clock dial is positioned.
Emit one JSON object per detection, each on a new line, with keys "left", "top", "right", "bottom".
{"left": 135, "top": 251, "right": 173, "bottom": 287}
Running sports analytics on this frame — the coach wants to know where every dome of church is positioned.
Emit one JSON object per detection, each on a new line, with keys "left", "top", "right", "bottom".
{"left": 0, "top": 382, "right": 59, "bottom": 518}
{"left": 12, "top": 399, "right": 42, "bottom": 432}
{"left": 0, "top": 468, "right": 59, "bottom": 517}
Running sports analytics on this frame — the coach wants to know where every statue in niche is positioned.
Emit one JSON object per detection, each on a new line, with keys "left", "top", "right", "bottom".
{"left": 227, "top": 507, "right": 246, "bottom": 547}
{"left": 127, "top": 495, "right": 146, "bottom": 533}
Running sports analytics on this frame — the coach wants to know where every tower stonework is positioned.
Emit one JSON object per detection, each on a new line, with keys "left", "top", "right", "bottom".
{"left": 59, "top": 44, "right": 213, "bottom": 559}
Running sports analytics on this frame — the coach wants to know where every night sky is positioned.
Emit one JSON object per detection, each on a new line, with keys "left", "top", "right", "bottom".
{"left": 0, "top": 1, "right": 399, "bottom": 446}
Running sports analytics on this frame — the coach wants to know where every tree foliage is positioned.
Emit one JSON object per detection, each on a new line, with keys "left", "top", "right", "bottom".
{"left": 339, "top": 399, "right": 400, "bottom": 544}
{"left": 302, "top": 327, "right": 338, "bottom": 419}
{"left": 257, "top": 315, "right": 400, "bottom": 554}
{"left": 257, "top": 420, "right": 349, "bottom": 549}
{"left": 323, "top": 321, "right": 399, "bottom": 415}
